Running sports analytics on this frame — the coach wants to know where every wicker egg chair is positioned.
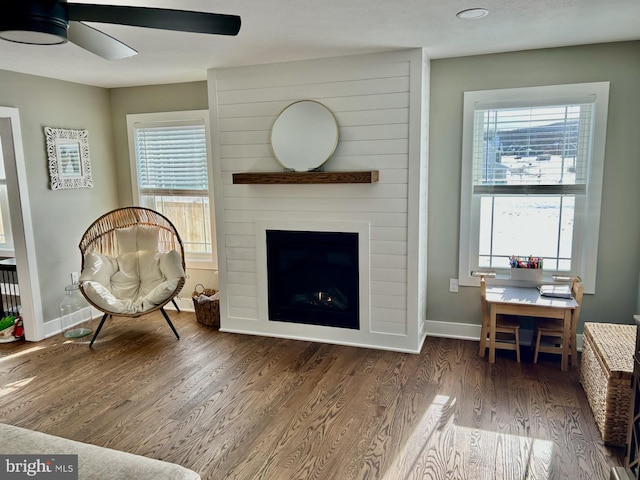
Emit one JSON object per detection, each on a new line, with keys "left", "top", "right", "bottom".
{"left": 78, "top": 206, "right": 186, "bottom": 347}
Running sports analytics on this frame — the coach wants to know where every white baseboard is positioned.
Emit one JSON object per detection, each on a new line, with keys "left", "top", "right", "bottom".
{"left": 43, "top": 300, "right": 194, "bottom": 339}
{"left": 424, "top": 319, "right": 584, "bottom": 351}
{"left": 43, "top": 306, "right": 104, "bottom": 339}
{"left": 43, "top": 309, "right": 583, "bottom": 353}
{"left": 168, "top": 296, "right": 195, "bottom": 312}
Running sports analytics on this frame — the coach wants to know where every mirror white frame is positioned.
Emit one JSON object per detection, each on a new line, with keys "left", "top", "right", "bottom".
{"left": 45, "top": 127, "right": 93, "bottom": 190}
{"left": 270, "top": 100, "right": 339, "bottom": 171}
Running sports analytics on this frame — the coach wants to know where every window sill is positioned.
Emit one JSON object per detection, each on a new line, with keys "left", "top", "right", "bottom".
{"left": 185, "top": 260, "right": 217, "bottom": 271}
{"left": 462, "top": 272, "right": 574, "bottom": 288}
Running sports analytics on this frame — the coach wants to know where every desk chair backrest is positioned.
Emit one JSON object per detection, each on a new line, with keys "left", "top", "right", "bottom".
{"left": 533, "top": 277, "right": 583, "bottom": 366}
{"left": 480, "top": 275, "right": 489, "bottom": 322}
{"left": 571, "top": 277, "right": 584, "bottom": 325}
{"left": 478, "top": 275, "right": 521, "bottom": 362}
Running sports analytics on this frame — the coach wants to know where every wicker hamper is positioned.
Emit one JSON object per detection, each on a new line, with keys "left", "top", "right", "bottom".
{"left": 191, "top": 284, "right": 220, "bottom": 328}
{"left": 580, "top": 322, "right": 636, "bottom": 447}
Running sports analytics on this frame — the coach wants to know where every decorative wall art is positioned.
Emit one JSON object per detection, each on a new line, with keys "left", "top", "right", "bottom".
{"left": 270, "top": 100, "right": 339, "bottom": 171}
{"left": 45, "top": 127, "right": 93, "bottom": 190}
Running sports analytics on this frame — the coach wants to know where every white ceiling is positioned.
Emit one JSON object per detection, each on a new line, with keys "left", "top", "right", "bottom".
{"left": 1, "top": 0, "right": 639, "bottom": 88}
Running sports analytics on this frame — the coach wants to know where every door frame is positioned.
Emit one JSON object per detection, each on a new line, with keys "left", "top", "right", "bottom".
{"left": 0, "top": 107, "right": 43, "bottom": 340}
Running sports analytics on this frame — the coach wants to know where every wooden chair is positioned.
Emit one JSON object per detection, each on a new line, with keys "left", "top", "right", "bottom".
{"left": 479, "top": 276, "right": 521, "bottom": 363}
{"left": 78, "top": 207, "right": 186, "bottom": 347}
{"left": 533, "top": 278, "right": 583, "bottom": 366}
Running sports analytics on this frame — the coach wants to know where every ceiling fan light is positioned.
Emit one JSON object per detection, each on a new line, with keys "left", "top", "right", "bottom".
{"left": 0, "top": 29, "right": 67, "bottom": 46}
{"left": 0, "top": 4, "right": 68, "bottom": 45}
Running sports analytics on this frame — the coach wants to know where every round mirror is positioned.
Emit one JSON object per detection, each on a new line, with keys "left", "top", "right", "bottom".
{"left": 270, "top": 100, "right": 339, "bottom": 171}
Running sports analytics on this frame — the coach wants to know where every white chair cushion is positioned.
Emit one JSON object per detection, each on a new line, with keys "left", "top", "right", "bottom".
{"left": 82, "top": 278, "right": 182, "bottom": 315}
{"left": 159, "top": 250, "right": 184, "bottom": 279}
{"left": 79, "top": 224, "right": 184, "bottom": 314}
{"left": 139, "top": 278, "right": 182, "bottom": 311}
{"left": 137, "top": 226, "right": 162, "bottom": 252}
{"left": 115, "top": 225, "right": 161, "bottom": 254}
{"left": 80, "top": 253, "right": 119, "bottom": 286}
{"left": 80, "top": 248, "right": 184, "bottom": 315}
{"left": 114, "top": 226, "right": 138, "bottom": 254}
{"left": 111, "top": 252, "right": 142, "bottom": 301}
{"left": 138, "top": 251, "right": 164, "bottom": 294}
{"left": 82, "top": 281, "right": 134, "bottom": 314}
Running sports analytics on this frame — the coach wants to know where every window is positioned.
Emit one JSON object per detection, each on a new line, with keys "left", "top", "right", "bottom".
{"left": 127, "top": 111, "right": 215, "bottom": 267}
{"left": 459, "top": 83, "right": 609, "bottom": 293}
{"left": 0, "top": 139, "right": 13, "bottom": 256}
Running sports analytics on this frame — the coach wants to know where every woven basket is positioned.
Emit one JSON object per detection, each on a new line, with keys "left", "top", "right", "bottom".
{"left": 580, "top": 322, "right": 635, "bottom": 446}
{"left": 191, "top": 284, "right": 220, "bottom": 328}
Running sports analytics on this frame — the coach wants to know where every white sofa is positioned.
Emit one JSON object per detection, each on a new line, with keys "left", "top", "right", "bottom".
{"left": 0, "top": 423, "right": 200, "bottom": 480}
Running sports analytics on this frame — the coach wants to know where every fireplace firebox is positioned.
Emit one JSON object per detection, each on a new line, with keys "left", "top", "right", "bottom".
{"left": 266, "top": 230, "right": 359, "bottom": 329}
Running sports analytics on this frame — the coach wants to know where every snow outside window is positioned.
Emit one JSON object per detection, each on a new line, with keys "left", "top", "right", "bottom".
{"left": 458, "top": 82, "right": 609, "bottom": 293}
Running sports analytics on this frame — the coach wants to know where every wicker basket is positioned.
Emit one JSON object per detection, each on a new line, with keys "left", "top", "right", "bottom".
{"left": 580, "top": 322, "right": 635, "bottom": 446}
{"left": 191, "top": 284, "right": 220, "bottom": 328}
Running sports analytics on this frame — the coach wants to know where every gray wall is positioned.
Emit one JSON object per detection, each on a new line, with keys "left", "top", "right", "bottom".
{"left": 427, "top": 41, "right": 640, "bottom": 332}
{"left": 0, "top": 78, "right": 211, "bottom": 327}
{"left": 0, "top": 70, "right": 118, "bottom": 323}
{"left": 109, "top": 82, "right": 208, "bottom": 205}
{"left": 109, "top": 82, "right": 219, "bottom": 297}
{"left": 2, "top": 40, "right": 638, "bottom": 337}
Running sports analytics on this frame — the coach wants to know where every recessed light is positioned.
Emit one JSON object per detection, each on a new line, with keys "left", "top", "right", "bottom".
{"left": 456, "top": 8, "right": 489, "bottom": 20}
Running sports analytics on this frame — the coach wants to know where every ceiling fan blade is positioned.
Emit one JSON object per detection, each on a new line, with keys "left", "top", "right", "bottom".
{"left": 68, "top": 21, "right": 137, "bottom": 60}
{"left": 66, "top": 4, "right": 241, "bottom": 36}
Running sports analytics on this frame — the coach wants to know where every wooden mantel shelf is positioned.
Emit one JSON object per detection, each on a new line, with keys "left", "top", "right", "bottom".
{"left": 232, "top": 171, "right": 379, "bottom": 185}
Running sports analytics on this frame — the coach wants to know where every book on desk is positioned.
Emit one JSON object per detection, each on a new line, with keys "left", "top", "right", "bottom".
{"left": 538, "top": 284, "right": 573, "bottom": 299}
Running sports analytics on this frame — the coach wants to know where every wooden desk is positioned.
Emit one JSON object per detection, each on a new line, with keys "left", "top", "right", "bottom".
{"left": 485, "top": 286, "right": 579, "bottom": 371}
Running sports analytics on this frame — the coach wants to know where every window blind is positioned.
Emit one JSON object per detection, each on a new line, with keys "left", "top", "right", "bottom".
{"left": 134, "top": 122, "right": 208, "bottom": 195}
{"left": 472, "top": 103, "right": 594, "bottom": 195}
{"left": 0, "top": 140, "right": 5, "bottom": 182}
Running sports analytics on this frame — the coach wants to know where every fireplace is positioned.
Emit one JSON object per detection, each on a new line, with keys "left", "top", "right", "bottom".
{"left": 266, "top": 230, "right": 359, "bottom": 329}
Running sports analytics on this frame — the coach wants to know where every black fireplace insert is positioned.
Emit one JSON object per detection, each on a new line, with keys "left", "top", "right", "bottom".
{"left": 266, "top": 230, "right": 359, "bottom": 329}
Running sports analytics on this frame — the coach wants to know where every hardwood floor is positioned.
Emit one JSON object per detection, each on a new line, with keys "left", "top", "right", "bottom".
{"left": 0, "top": 312, "right": 625, "bottom": 479}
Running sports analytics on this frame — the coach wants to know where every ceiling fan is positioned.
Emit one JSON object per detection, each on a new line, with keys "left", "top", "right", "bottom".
{"left": 0, "top": 1, "right": 241, "bottom": 60}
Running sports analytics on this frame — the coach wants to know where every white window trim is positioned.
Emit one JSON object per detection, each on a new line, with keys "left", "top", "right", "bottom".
{"left": 458, "top": 82, "right": 609, "bottom": 294}
{"left": 0, "top": 183, "right": 13, "bottom": 256}
{"left": 126, "top": 110, "right": 217, "bottom": 270}
{"left": 0, "top": 141, "right": 13, "bottom": 255}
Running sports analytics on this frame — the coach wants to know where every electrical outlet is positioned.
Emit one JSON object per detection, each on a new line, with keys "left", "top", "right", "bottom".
{"left": 449, "top": 278, "right": 459, "bottom": 293}
{"left": 71, "top": 272, "right": 79, "bottom": 284}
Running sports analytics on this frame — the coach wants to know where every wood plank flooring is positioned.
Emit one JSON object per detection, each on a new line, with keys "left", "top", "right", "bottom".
{"left": 0, "top": 312, "right": 626, "bottom": 479}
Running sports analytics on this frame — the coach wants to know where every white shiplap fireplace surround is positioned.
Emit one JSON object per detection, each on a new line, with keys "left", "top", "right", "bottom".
{"left": 208, "top": 48, "right": 428, "bottom": 353}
